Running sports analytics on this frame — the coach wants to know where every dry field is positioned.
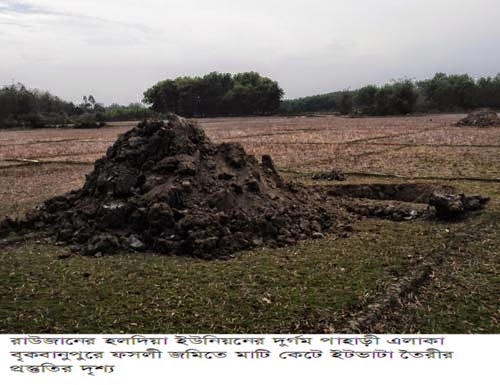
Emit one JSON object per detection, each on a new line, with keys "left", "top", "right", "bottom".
{"left": 1, "top": 114, "right": 499, "bottom": 217}
{"left": 0, "top": 114, "right": 498, "bottom": 333}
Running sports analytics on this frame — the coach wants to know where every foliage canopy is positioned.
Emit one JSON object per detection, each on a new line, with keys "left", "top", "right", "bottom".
{"left": 143, "top": 71, "right": 284, "bottom": 117}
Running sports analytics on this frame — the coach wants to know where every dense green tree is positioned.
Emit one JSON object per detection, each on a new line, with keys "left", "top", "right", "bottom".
{"left": 0, "top": 83, "right": 76, "bottom": 128}
{"left": 475, "top": 75, "right": 500, "bottom": 108}
{"left": 143, "top": 79, "right": 179, "bottom": 113}
{"left": 199, "top": 72, "right": 233, "bottom": 116}
{"left": 354, "top": 85, "right": 378, "bottom": 114}
{"left": 280, "top": 92, "right": 338, "bottom": 113}
{"left": 387, "top": 80, "right": 418, "bottom": 115}
{"left": 417, "top": 73, "right": 477, "bottom": 111}
{"left": 143, "top": 71, "right": 283, "bottom": 117}
{"left": 338, "top": 91, "right": 353, "bottom": 115}
{"left": 230, "top": 71, "right": 283, "bottom": 114}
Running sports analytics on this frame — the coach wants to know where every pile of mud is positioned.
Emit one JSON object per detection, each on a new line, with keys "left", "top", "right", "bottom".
{"left": 456, "top": 109, "right": 500, "bottom": 127}
{"left": 1, "top": 116, "right": 353, "bottom": 258}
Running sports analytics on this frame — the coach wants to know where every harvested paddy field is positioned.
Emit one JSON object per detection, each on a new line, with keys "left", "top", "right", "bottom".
{"left": 0, "top": 114, "right": 498, "bottom": 333}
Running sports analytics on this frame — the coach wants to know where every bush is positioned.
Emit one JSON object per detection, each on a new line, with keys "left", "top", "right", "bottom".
{"left": 72, "top": 113, "right": 106, "bottom": 129}
{"left": 102, "top": 103, "right": 159, "bottom": 121}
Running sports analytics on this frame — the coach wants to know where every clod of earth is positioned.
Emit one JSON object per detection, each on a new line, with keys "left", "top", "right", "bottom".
{"left": 456, "top": 109, "right": 500, "bottom": 127}
{"left": 311, "top": 169, "right": 346, "bottom": 181}
{"left": 0, "top": 116, "right": 490, "bottom": 258}
{"left": 428, "top": 192, "right": 490, "bottom": 219}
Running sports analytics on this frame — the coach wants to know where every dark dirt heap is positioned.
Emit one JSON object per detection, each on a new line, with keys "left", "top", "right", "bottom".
{"left": 456, "top": 109, "right": 500, "bottom": 127}
{"left": 2, "top": 116, "right": 352, "bottom": 258}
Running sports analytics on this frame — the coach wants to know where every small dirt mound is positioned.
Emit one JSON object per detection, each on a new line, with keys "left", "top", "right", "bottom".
{"left": 1, "top": 116, "right": 353, "bottom": 258}
{"left": 311, "top": 169, "right": 346, "bottom": 181}
{"left": 456, "top": 109, "right": 500, "bottom": 127}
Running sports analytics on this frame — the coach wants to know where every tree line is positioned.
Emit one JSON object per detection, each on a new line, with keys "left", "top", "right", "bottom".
{"left": 143, "top": 71, "right": 284, "bottom": 117}
{"left": 0, "top": 71, "right": 283, "bottom": 128}
{"left": 280, "top": 73, "right": 500, "bottom": 115}
{"left": 2, "top": 72, "right": 500, "bottom": 129}
{"left": 0, "top": 83, "right": 157, "bottom": 129}
{"left": 0, "top": 83, "right": 75, "bottom": 128}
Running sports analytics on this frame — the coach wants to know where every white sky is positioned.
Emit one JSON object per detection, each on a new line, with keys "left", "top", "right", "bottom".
{"left": 1, "top": 0, "right": 500, "bottom": 105}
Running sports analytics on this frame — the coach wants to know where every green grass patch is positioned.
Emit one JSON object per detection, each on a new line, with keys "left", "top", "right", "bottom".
{"left": 0, "top": 219, "right": 436, "bottom": 333}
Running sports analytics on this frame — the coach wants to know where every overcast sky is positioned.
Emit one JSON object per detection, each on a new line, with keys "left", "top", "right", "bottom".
{"left": 1, "top": 0, "right": 500, "bottom": 105}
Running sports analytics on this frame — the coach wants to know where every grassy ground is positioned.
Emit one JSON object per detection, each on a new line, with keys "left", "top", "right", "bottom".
{"left": 0, "top": 176, "right": 497, "bottom": 334}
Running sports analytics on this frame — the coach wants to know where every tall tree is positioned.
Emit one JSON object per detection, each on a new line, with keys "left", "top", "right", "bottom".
{"left": 354, "top": 85, "right": 378, "bottom": 115}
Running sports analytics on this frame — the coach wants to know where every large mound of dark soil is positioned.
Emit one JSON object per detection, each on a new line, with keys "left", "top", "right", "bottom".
{"left": 456, "top": 109, "right": 500, "bottom": 127}
{"left": 2, "top": 116, "right": 353, "bottom": 258}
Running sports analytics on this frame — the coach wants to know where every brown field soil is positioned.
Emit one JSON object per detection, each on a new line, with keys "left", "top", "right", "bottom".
{"left": 0, "top": 114, "right": 498, "bottom": 333}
